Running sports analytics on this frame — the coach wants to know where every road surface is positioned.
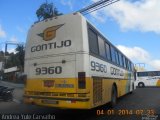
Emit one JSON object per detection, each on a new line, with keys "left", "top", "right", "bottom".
{"left": 0, "top": 81, "right": 160, "bottom": 120}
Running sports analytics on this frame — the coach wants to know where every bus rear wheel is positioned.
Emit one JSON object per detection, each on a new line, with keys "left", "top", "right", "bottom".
{"left": 111, "top": 85, "right": 117, "bottom": 108}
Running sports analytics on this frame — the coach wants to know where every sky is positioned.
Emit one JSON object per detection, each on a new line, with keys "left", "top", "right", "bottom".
{"left": 0, "top": 0, "right": 160, "bottom": 70}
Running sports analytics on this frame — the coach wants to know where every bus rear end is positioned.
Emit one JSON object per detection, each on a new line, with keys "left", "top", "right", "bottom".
{"left": 24, "top": 13, "right": 91, "bottom": 109}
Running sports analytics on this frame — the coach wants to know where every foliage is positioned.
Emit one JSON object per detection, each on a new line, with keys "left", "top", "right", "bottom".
{"left": 15, "top": 45, "right": 25, "bottom": 69}
{"left": 36, "top": 2, "right": 63, "bottom": 21}
{"left": 0, "top": 51, "right": 4, "bottom": 62}
{"left": 4, "top": 45, "right": 25, "bottom": 71}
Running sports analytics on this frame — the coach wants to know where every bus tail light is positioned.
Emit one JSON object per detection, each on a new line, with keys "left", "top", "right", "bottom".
{"left": 23, "top": 75, "right": 27, "bottom": 87}
{"left": 78, "top": 72, "right": 86, "bottom": 89}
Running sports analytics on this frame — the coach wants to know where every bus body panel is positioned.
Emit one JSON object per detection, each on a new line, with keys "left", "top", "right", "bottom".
{"left": 89, "top": 55, "right": 134, "bottom": 107}
{"left": 25, "top": 54, "right": 76, "bottom": 79}
{"left": 25, "top": 13, "right": 86, "bottom": 59}
{"left": 24, "top": 13, "right": 93, "bottom": 109}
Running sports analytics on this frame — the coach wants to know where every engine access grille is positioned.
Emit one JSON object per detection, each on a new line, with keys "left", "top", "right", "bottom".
{"left": 93, "top": 78, "right": 102, "bottom": 104}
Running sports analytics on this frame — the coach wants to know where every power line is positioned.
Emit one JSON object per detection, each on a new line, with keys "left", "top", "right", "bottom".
{"left": 77, "top": 0, "right": 120, "bottom": 15}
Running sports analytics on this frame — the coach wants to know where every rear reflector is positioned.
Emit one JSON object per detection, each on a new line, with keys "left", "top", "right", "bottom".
{"left": 23, "top": 75, "right": 27, "bottom": 87}
{"left": 78, "top": 72, "right": 86, "bottom": 89}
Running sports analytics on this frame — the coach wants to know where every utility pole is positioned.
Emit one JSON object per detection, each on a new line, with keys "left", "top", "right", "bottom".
{"left": 4, "top": 41, "right": 24, "bottom": 55}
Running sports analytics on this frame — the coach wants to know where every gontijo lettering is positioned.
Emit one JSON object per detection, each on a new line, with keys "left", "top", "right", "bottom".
{"left": 31, "top": 40, "right": 71, "bottom": 52}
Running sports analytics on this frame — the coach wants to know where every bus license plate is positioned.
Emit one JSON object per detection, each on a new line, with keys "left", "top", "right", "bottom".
{"left": 41, "top": 99, "right": 58, "bottom": 104}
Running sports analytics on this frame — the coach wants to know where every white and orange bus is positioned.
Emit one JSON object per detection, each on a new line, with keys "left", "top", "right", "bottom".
{"left": 24, "top": 13, "right": 135, "bottom": 109}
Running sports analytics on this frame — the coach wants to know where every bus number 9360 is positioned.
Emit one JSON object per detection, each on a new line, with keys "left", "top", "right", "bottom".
{"left": 35, "top": 66, "right": 62, "bottom": 75}
{"left": 91, "top": 61, "right": 107, "bottom": 73}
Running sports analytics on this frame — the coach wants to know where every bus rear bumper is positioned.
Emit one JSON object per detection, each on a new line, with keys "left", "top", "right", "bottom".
{"left": 24, "top": 95, "right": 91, "bottom": 109}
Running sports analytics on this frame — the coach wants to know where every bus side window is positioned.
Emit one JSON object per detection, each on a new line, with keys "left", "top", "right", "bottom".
{"left": 130, "top": 62, "right": 132, "bottom": 71}
{"left": 88, "top": 28, "right": 99, "bottom": 55}
{"left": 131, "top": 63, "right": 134, "bottom": 72}
{"left": 98, "top": 36, "right": 106, "bottom": 58}
{"left": 111, "top": 46, "right": 116, "bottom": 63}
{"left": 105, "top": 42, "right": 111, "bottom": 61}
{"left": 123, "top": 56, "right": 126, "bottom": 68}
{"left": 128, "top": 61, "right": 131, "bottom": 71}
{"left": 125, "top": 58, "right": 128, "bottom": 70}
{"left": 118, "top": 53, "right": 123, "bottom": 67}
{"left": 115, "top": 50, "right": 119, "bottom": 65}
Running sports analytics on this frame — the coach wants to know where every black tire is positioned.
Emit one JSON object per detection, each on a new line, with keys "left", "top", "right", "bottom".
{"left": 111, "top": 85, "right": 117, "bottom": 108}
{"left": 138, "top": 82, "right": 145, "bottom": 88}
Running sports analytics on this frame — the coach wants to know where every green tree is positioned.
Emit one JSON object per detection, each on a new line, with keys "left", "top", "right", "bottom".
{"left": 5, "top": 53, "right": 16, "bottom": 68}
{"left": 36, "top": 2, "right": 62, "bottom": 21}
{"left": 0, "top": 51, "right": 4, "bottom": 62}
{"left": 15, "top": 45, "right": 25, "bottom": 71}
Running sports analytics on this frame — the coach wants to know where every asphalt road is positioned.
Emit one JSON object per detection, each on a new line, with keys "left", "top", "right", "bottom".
{"left": 0, "top": 83, "right": 160, "bottom": 120}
